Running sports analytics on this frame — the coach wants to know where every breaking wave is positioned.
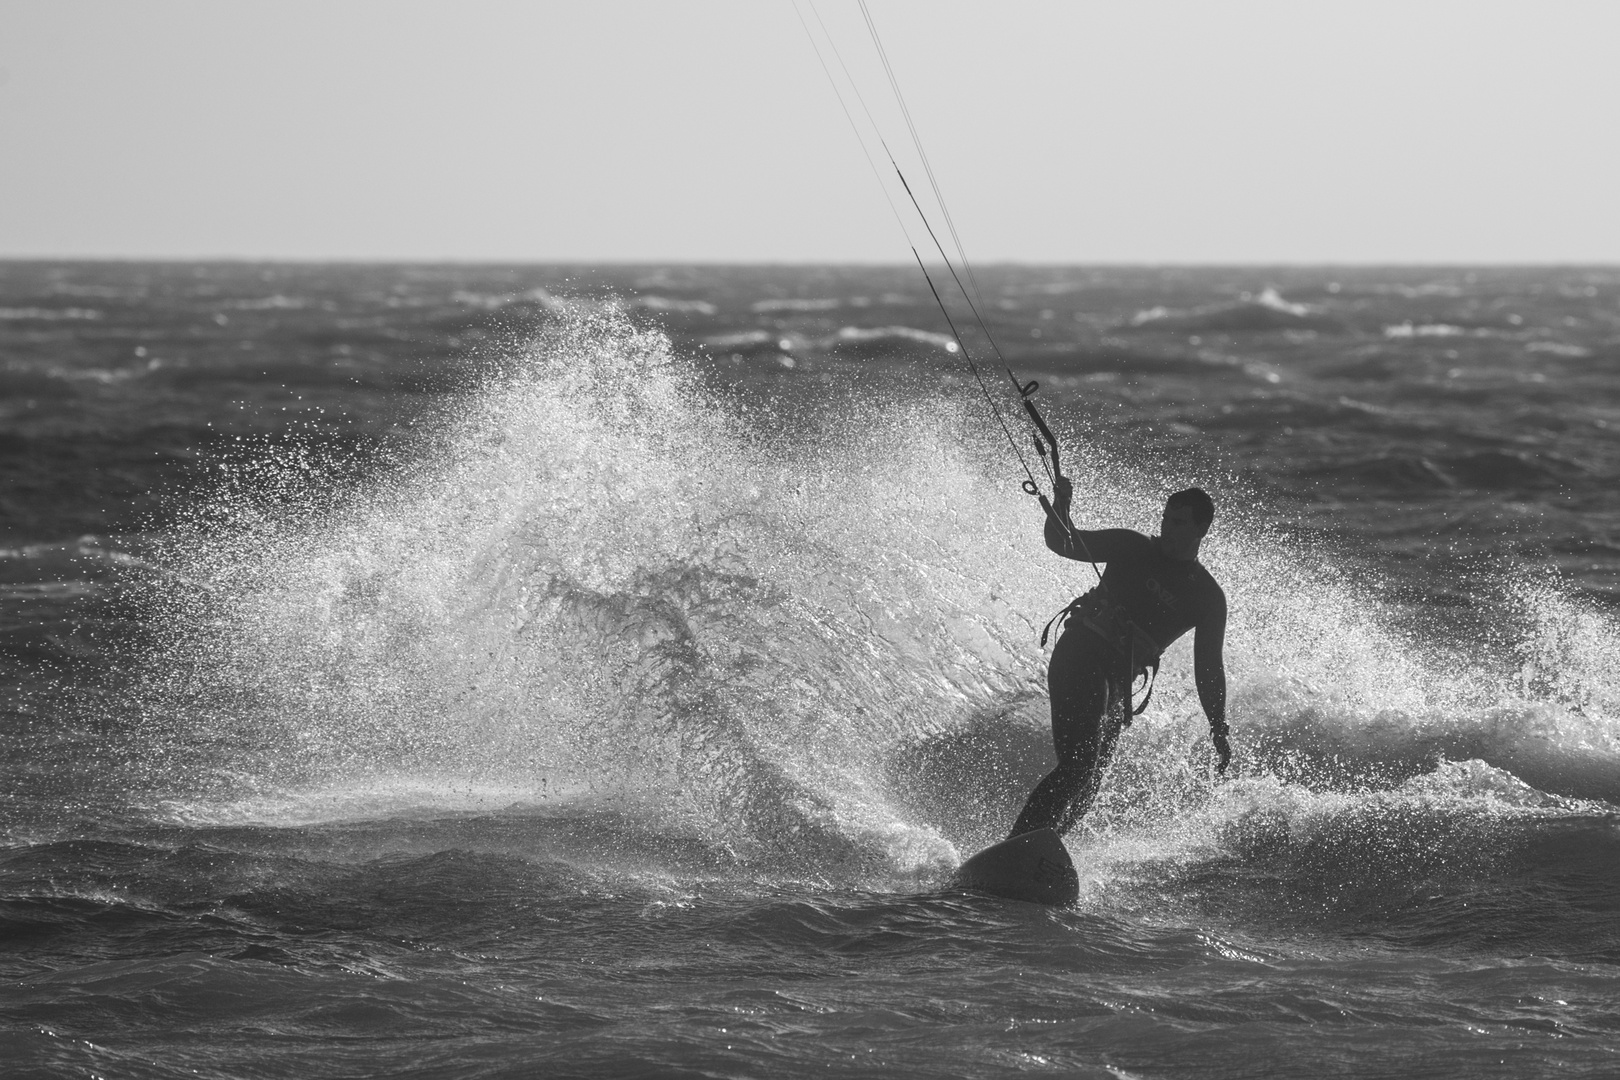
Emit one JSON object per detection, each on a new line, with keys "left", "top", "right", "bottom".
{"left": 125, "top": 304, "right": 1620, "bottom": 892}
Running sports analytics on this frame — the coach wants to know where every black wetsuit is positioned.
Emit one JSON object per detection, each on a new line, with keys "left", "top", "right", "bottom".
{"left": 1010, "top": 523, "right": 1227, "bottom": 838}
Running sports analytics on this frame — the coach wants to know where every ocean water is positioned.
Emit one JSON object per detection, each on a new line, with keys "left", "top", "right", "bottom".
{"left": 2, "top": 261, "right": 1618, "bottom": 1078}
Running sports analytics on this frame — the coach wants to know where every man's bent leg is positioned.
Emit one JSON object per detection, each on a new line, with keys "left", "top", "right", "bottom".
{"left": 1008, "top": 759, "right": 1087, "bottom": 837}
{"left": 1052, "top": 713, "right": 1126, "bottom": 835}
{"left": 1008, "top": 632, "right": 1114, "bottom": 838}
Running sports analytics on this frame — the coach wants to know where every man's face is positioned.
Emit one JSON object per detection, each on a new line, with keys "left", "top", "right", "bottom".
{"left": 1160, "top": 503, "right": 1209, "bottom": 547}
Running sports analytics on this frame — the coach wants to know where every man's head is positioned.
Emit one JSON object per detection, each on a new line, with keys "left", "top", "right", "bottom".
{"left": 1165, "top": 487, "right": 1215, "bottom": 529}
{"left": 1159, "top": 487, "right": 1214, "bottom": 557}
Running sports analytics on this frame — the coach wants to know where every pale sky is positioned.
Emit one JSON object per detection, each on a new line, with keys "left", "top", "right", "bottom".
{"left": 2, "top": 0, "right": 1616, "bottom": 263}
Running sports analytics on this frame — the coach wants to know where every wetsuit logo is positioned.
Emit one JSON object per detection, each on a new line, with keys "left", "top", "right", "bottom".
{"left": 1145, "top": 577, "right": 1179, "bottom": 611}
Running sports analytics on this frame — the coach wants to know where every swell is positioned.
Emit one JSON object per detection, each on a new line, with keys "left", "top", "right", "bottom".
{"left": 1120, "top": 777, "right": 1620, "bottom": 961}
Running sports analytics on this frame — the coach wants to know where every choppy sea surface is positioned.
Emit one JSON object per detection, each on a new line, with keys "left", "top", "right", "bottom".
{"left": 2, "top": 261, "right": 1618, "bottom": 1078}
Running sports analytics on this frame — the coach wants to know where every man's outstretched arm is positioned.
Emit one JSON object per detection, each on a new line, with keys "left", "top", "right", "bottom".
{"left": 1193, "top": 597, "right": 1230, "bottom": 772}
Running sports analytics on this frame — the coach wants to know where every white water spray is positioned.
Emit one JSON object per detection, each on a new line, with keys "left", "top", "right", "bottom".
{"left": 135, "top": 307, "right": 1620, "bottom": 881}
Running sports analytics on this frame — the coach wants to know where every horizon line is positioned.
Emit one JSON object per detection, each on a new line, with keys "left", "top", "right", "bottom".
{"left": 3, "top": 255, "right": 1619, "bottom": 270}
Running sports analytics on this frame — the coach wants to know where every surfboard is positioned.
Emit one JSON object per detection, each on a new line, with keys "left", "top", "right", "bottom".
{"left": 950, "top": 828, "right": 1079, "bottom": 906}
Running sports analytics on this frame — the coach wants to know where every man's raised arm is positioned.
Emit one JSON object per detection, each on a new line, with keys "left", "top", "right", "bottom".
{"left": 1043, "top": 476, "right": 1135, "bottom": 563}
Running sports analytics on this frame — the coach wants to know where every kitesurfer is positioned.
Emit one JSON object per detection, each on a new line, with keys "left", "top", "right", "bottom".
{"left": 1009, "top": 481, "right": 1229, "bottom": 838}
